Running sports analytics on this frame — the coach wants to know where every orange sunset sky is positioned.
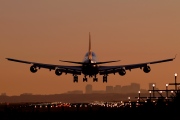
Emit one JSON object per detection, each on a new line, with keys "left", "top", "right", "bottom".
{"left": 0, "top": 0, "right": 180, "bottom": 96}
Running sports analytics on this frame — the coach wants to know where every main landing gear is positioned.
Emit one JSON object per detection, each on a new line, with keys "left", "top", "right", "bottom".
{"left": 83, "top": 75, "right": 98, "bottom": 82}
{"left": 82, "top": 77, "right": 98, "bottom": 82}
{"left": 93, "top": 77, "right": 98, "bottom": 82}
{"left": 73, "top": 75, "right": 107, "bottom": 83}
{"left": 74, "top": 75, "right": 89, "bottom": 82}
{"left": 103, "top": 75, "right": 108, "bottom": 83}
{"left": 83, "top": 75, "right": 87, "bottom": 82}
{"left": 73, "top": 75, "right": 78, "bottom": 83}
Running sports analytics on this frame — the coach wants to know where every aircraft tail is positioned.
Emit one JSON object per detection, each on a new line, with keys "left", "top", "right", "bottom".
{"left": 59, "top": 32, "right": 121, "bottom": 64}
{"left": 88, "top": 32, "right": 92, "bottom": 60}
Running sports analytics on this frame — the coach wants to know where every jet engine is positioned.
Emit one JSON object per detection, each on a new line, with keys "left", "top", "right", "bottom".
{"left": 118, "top": 68, "right": 126, "bottom": 76}
{"left": 30, "top": 65, "right": 38, "bottom": 73}
{"left": 143, "top": 66, "right": 151, "bottom": 73}
{"left": 55, "top": 69, "right": 62, "bottom": 76}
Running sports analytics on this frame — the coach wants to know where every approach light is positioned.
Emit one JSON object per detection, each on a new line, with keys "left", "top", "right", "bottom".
{"left": 175, "top": 73, "right": 177, "bottom": 76}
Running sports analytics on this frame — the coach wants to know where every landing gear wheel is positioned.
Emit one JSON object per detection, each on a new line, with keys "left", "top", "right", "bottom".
{"left": 103, "top": 75, "right": 107, "bottom": 83}
{"left": 93, "top": 78, "right": 98, "bottom": 82}
{"left": 73, "top": 75, "right": 78, "bottom": 83}
{"left": 83, "top": 78, "right": 87, "bottom": 82}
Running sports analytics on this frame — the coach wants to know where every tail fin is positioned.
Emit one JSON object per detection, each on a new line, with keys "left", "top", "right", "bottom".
{"left": 88, "top": 32, "right": 92, "bottom": 60}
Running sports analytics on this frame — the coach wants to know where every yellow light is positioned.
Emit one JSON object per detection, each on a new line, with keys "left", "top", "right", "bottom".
{"left": 175, "top": 73, "right": 177, "bottom": 76}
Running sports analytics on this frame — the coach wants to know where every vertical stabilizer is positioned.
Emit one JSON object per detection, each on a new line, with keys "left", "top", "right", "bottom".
{"left": 88, "top": 32, "right": 92, "bottom": 60}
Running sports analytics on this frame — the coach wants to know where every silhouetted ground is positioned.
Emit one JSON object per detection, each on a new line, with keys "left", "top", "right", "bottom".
{"left": 1, "top": 91, "right": 180, "bottom": 120}
{"left": 0, "top": 111, "right": 179, "bottom": 120}
{"left": 0, "top": 102, "right": 179, "bottom": 120}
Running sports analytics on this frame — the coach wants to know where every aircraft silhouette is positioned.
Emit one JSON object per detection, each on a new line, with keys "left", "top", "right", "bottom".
{"left": 6, "top": 32, "right": 176, "bottom": 83}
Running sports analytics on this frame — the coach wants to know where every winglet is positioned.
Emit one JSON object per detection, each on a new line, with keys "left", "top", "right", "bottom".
{"left": 174, "top": 54, "right": 177, "bottom": 59}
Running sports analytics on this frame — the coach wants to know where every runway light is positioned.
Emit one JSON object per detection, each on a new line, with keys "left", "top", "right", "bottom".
{"left": 175, "top": 73, "right": 177, "bottom": 77}
{"left": 174, "top": 73, "right": 178, "bottom": 90}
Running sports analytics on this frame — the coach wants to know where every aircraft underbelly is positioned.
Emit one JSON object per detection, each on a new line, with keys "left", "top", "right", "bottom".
{"left": 82, "top": 66, "right": 98, "bottom": 75}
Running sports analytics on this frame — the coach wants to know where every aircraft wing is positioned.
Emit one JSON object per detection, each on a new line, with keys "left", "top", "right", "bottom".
{"left": 98, "top": 56, "right": 176, "bottom": 75}
{"left": 6, "top": 58, "right": 82, "bottom": 74}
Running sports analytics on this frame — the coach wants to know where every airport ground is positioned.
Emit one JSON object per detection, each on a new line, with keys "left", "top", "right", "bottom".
{"left": 0, "top": 99, "right": 179, "bottom": 120}
{"left": 1, "top": 88, "right": 180, "bottom": 120}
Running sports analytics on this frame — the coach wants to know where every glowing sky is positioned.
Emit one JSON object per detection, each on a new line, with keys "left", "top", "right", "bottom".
{"left": 0, "top": 0, "right": 180, "bottom": 96}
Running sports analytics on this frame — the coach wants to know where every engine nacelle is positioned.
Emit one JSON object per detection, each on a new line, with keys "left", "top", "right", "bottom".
{"left": 30, "top": 65, "right": 38, "bottom": 73}
{"left": 143, "top": 66, "right": 151, "bottom": 73}
{"left": 55, "top": 69, "right": 62, "bottom": 76}
{"left": 118, "top": 68, "right": 126, "bottom": 76}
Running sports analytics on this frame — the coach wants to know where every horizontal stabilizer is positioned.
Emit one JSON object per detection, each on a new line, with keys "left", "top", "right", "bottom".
{"left": 59, "top": 59, "right": 120, "bottom": 65}
{"left": 95, "top": 60, "right": 121, "bottom": 64}
{"left": 59, "top": 60, "right": 84, "bottom": 64}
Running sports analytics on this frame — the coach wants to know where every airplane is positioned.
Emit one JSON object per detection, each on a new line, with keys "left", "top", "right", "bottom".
{"left": 6, "top": 32, "right": 176, "bottom": 83}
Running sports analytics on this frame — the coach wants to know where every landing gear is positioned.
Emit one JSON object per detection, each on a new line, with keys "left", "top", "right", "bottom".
{"left": 103, "top": 75, "right": 107, "bottom": 83}
{"left": 93, "top": 78, "right": 98, "bottom": 82}
{"left": 73, "top": 75, "right": 78, "bottom": 83}
{"left": 93, "top": 75, "right": 98, "bottom": 82}
{"left": 83, "top": 76, "right": 87, "bottom": 82}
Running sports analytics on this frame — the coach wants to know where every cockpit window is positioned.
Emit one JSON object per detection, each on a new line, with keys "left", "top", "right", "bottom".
{"left": 85, "top": 52, "right": 96, "bottom": 57}
{"left": 83, "top": 51, "right": 97, "bottom": 62}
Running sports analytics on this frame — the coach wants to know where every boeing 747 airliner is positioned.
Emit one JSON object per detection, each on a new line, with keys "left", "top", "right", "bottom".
{"left": 6, "top": 32, "right": 176, "bottom": 83}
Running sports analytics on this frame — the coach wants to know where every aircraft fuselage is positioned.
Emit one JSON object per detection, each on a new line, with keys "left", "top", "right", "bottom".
{"left": 82, "top": 61, "right": 99, "bottom": 77}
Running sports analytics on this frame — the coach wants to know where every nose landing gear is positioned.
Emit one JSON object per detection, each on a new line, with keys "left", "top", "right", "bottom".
{"left": 93, "top": 75, "right": 98, "bottom": 82}
{"left": 73, "top": 75, "right": 78, "bottom": 82}
{"left": 83, "top": 75, "right": 87, "bottom": 82}
{"left": 103, "top": 75, "right": 107, "bottom": 83}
